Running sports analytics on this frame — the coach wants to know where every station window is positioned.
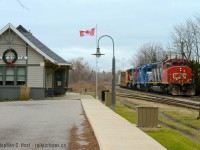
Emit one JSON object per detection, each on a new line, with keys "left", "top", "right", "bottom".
{"left": 6, "top": 67, "right": 14, "bottom": 85}
{"left": 0, "top": 67, "right": 3, "bottom": 85}
{"left": 17, "top": 67, "right": 26, "bottom": 85}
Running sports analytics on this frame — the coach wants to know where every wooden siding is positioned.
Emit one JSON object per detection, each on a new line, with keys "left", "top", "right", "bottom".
{"left": 0, "top": 29, "right": 44, "bottom": 65}
{"left": 0, "top": 45, "right": 26, "bottom": 65}
{"left": 27, "top": 66, "right": 44, "bottom": 87}
{"left": 0, "top": 29, "right": 45, "bottom": 88}
{"left": 0, "top": 30, "right": 27, "bottom": 65}
{"left": 28, "top": 47, "right": 44, "bottom": 64}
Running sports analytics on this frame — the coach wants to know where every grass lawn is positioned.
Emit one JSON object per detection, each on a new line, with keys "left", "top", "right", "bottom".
{"left": 147, "top": 127, "right": 200, "bottom": 150}
{"left": 112, "top": 99, "right": 200, "bottom": 150}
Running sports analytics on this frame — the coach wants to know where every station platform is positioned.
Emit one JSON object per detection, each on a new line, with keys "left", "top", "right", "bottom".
{"left": 81, "top": 95, "right": 167, "bottom": 150}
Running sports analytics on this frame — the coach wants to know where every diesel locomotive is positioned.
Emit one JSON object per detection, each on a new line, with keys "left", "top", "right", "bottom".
{"left": 119, "top": 58, "right": 195, "bottom": 96}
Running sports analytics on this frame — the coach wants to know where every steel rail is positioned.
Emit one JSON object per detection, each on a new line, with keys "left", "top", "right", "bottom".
{"left": 116, "top": 88, "right": 200, "bottom": 110}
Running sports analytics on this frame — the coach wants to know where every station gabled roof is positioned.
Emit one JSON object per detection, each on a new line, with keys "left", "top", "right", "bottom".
{"left": 0, "top": 23, "right": 72, "bottom": 67}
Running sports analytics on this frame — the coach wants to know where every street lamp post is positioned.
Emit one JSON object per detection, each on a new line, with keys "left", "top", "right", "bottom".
{"left": 92, "top": 47, "right": 104, "bottom": 99}
{"left": 97, "top": 35, "right": 116, "bottom": 108}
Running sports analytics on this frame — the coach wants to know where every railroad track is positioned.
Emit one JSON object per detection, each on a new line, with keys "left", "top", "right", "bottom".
{"left": 116, "top": 88, "right": 200, "bottom": 110}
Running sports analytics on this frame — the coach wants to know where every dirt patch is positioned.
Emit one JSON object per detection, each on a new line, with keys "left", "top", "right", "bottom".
{"left": 69, "top": 112, "right": 99, "bottom": 150}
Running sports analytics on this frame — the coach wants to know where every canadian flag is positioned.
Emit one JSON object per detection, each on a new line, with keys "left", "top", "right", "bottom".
{"left": 80, "top": 28, "right": 95, "bottom": 37}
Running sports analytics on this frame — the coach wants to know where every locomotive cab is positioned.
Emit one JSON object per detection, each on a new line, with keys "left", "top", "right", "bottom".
{"left": 162, "top": 59, "right": 195, "bottom": 95}
{"left": 137, "top": 64, "right": 152, "bottom": 91}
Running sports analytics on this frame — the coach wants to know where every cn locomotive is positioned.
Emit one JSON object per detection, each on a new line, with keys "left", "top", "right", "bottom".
{"left": 119, "top": 58, "right": 195, "bottom": 96}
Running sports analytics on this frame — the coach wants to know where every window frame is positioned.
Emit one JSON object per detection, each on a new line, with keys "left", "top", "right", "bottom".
{"left": 0, "top": 66, "right": 27, "bottom": 86}
{"left": 5, "top": 67, "right": 15, "bottom": 86}
{"left": 17, "top": 67, "right": 26, "bottom": 85}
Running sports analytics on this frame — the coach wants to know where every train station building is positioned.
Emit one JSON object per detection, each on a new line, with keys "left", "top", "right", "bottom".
{"left": 0, "top": 23, "right": 72, "bottom": 99}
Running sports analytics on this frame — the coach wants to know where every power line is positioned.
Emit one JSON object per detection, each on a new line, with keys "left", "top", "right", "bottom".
{"left": 16, "top": 0, "right": 30, "bottom": 10}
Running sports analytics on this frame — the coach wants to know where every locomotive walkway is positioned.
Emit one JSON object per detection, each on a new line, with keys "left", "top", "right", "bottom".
{"left": 81, "top": 95, "right": 167, "bottom": 150}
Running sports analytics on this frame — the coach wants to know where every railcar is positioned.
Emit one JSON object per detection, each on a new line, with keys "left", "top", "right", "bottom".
{"left": 119, "top": 68, "right": 136, "bottom": 88}
{"left": 132, "top": 67, "right": 138, "bottom": 89}
{"left": 120, "top": 58, "right": 195, "bottom": 96}
{"left": 119, "top": 71, "right": 127, "bottom": 87}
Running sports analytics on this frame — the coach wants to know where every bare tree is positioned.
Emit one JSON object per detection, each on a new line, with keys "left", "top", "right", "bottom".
{"left": 193, "top": 16, "right": 200, "bottom": 62}
{"left": 184, "top": 20, "right": 195, "bottom": 59}
{"left": 69, "top": 57, "right": 113, "bottom": 92}
{"left": 117, "top": 57, "right": 130, "bottom": 71}
{"left": 171, "top": 17, "right": 200, "bottom": 61}
{"left": 69, "top": 57, "right": 94, "bottom": 84}
{"left": 171, "top": 24, "right": 188, "bottom": 58}
{"left": 131, "top": 42, "right": 166, "bottom": 66}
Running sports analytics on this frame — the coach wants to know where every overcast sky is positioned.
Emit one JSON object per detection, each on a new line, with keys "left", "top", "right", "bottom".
{"left": 0, "top": 0, "right": 200, "bottom": 71}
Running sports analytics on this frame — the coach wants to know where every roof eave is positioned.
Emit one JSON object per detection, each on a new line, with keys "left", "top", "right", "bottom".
{"left": 57, "top": 63, "right": 72, "bottom": 69}
{"left": 0, "top": 23, "right": 57, "bottom": 64}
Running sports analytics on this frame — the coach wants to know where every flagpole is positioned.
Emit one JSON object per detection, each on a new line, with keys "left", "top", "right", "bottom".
{"left": 95, "top": 24, "right": 98, "bottom": 99}
{"left": 96, "top": 24, "right": 98, "bottom": 47}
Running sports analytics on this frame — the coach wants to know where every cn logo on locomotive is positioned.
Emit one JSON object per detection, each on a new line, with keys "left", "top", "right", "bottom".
{"left": 173, "top": 73, "right": 187, "bottom": 80}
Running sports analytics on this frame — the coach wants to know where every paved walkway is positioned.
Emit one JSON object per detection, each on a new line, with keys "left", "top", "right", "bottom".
{"left": 81, "top": 95, "right": 167, "bottom": 150}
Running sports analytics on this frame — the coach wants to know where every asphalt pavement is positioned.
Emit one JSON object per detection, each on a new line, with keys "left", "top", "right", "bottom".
{"left": 0, "top": 99, "right": 84, "bottom": 150}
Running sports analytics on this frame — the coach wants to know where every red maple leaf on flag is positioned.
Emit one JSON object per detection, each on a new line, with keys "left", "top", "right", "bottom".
{"left": 80, "top": 28, "right": 95, "bottom": 37}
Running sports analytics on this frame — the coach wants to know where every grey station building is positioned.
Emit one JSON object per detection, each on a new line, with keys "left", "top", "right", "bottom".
{"left": 0, "top": 23, "right": 72, "bottom": 99}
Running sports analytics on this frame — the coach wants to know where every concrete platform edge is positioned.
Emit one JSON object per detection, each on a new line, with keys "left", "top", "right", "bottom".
{"left": 81, "top": 97, "right": 167, "bottom": 150}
